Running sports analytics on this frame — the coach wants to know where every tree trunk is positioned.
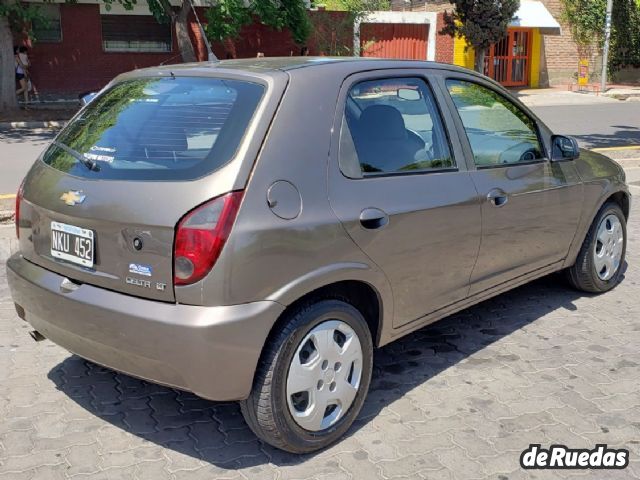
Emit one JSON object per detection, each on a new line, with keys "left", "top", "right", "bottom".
{"left": 0, "top": 15, "right": 18, "bottom": 112}
{"left": 175, "top": 0, "right": 197, "bottom": 63}
{"left": 223, "top": 38, "right": 237, "bottom": 59}
{"left": 474, "top": 47, "right": 486, "bottom": 74}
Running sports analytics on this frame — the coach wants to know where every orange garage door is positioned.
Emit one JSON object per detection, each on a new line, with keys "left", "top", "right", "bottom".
{"left": 360, "top": 23, "right": 428, "bottom": 60}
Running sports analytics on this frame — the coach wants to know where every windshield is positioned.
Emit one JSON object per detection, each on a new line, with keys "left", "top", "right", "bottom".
{"left": 42, "top": 76, "right": 265, "bottom": 181}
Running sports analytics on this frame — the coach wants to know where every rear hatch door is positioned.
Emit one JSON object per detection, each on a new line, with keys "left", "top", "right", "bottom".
{"left": 17, "top": 73, "right": 270, "bottom": 302}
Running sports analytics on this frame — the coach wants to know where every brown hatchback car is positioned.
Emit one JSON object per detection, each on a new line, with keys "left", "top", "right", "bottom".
{"left": 7, "top": 58, "right": 630, "bottom": 453}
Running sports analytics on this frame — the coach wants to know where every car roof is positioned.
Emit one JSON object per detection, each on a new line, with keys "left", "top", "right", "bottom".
{"left": 128, "top": 56, "right": 480, "bottom": 79}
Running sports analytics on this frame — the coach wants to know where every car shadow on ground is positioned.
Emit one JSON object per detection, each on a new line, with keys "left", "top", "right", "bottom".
{"left": 47, "top": 272, "right": 606, "bottom": 469}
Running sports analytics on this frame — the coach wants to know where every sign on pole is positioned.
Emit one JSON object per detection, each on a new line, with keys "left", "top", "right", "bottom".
{"left": 578, "top": 59, "right": 589, "bottom": 88}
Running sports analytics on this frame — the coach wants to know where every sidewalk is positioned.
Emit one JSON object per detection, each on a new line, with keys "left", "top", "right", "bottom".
{"left": 604, "top": 85, "right": 640, "bottom": 100}
{"left": 0, "top": 103, "right": 77, "bottom": 129}
{"left": 514, "top": 86, "right": 628, "bottom": 107}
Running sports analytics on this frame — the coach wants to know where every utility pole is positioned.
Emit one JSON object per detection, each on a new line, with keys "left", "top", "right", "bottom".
{"left": 600, "top": 0, "right": 614, "bottom": 92}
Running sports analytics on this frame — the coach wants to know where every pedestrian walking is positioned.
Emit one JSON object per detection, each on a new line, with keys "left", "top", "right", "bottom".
{"left": 15, "top": 46, "right": 30, "bottom": 107}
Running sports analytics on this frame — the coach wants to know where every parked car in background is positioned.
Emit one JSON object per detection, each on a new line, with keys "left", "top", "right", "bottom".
{"left": 7, "top": 58, "right": 630, "bottom": 453}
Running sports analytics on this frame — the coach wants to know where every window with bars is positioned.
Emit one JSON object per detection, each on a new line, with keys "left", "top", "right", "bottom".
{"left": 33, "top": 4, "right": 62, "bottom": 43}
{"left": 101, "top": 15, "right": 172, "bottom": 53}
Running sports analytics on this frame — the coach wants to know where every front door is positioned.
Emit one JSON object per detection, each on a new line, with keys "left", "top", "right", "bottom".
{"left": 444, "top": 77, "right": 583, "bottom": 294}
{"left": 329, "top": 73, "right": 481, "bottom": 327}
{"left": 485, "top": 28, "right": 532, "bottom": 87}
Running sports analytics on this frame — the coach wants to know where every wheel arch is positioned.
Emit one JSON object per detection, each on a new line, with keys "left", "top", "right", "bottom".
{"left": 244, "top": 278, "right": 386, "bottom": 399}
{"left": 564, "top": 188, "right": 630, "bottom": 268}
{"left": 268, "top": 279, "right": 385, "bottom": 350}
{"left": 609, "top": 190, "right": 630, "bottom": 220}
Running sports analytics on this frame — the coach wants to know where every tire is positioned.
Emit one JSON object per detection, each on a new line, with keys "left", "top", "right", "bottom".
{"left": 240, "top": 299, "right": 373, "bottom": 453}
{"left": 566, "top": 202, "right": 626, "bottom": 293}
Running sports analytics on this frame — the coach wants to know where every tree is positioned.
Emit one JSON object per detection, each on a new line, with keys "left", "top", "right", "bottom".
{"left": 610, "top": 0, "right": 640, "bottom": 71}
{"left": 1, "top": 0, "right": 54, "bottom": 110}
{"left": 205, "top": 0, "right": 311, "bottom": 57}
{"left": 440, "top": 0, "right": 520, "bottom": 73}
{"left": 0, "top": 0, "right": 140, "bottom": 111}
{"left": 1, "top": 0, "right": 312, "bottom": 112}
{"left": 311, "top": 0, "right": 389, "bottom": 56}
{"left": 146, "top": 0, "right": 199, "bottom": 63}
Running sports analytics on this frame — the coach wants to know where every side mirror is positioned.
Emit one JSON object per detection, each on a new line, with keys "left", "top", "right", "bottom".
{"left": 79, "top": 92, "right": 98, "bottom": 106}
{"left": 551, "top": 135, "right": 580, "bottom": 161}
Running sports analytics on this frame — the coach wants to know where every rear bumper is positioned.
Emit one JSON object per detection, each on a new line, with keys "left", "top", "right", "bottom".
{"left": 6, "top": 254, "right": 284, "bottom": 401}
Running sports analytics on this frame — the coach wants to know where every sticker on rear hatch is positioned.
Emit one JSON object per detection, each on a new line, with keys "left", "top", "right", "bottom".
{"left": 128, "top": 263, "right": 153, "bottom": 277}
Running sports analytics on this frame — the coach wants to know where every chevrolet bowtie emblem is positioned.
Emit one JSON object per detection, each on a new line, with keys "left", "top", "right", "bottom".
{"left": 60, "top": 190, "right": 86, "bottom": 206}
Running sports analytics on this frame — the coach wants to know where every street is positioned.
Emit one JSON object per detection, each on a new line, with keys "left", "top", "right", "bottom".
{"left": 0, "top": 129, "right": 54, "bottom": 197}
{"left": 531, "top": 103, "right": 640, "bottom": 149}
{"left": 1, "top": 177, "right": 639, "bottom": 479}
{"left": 1, "top": 101, "right": 639, "bottom": 196}
{"left": 0, "top": 95, "right": 639, "bottom": 479}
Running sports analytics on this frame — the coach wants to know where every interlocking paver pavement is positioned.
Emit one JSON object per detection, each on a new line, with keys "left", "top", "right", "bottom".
{"left": 1, "top": 201, "right": 639, "bottom": 479}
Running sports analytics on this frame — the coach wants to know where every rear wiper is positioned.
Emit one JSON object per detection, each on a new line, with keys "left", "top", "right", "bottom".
{"left": 53, "top": 141, "right": 100, "bottom": 172}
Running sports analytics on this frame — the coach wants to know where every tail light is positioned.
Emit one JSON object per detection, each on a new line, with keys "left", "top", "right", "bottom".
{"left": 15, "top": 181, "right": 24, "bottom": 239}
{"left": 174, "top": 191, "right": 243, "bottom": 286}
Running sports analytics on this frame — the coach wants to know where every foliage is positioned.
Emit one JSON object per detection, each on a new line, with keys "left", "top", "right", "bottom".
{"left": 610, "top": 0, "right": 640, "bottom": 69}
{"left": 560, "top": 0, "right": 640, "bottom": 71}
{"left": 205, "top": 0, "right": 312, "bottom": 45}
{"left": 0, "top": 1, "right": 51, "bottom": 42}
{"left": 314, "top": 0, "right": 389, "bottom": 16}
{"left": 559, "top": 0, "right": 606, "bottom": 57}
{"left": 311, "top": 0, "right": 389, "bottom": 56}
{"left": 440, "top": 0, "right": 520, "bottom": 52}
{"left": 61, "top": 80, "right": 149, "bottom": 154}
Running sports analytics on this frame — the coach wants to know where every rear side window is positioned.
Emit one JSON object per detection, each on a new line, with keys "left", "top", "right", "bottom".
{"left": 339, "top": 77, "right": 453, "bottom": 177}
{"left": 43, "top": 77, "right": 265, "bottom": 181}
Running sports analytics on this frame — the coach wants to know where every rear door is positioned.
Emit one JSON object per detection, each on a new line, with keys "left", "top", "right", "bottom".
{"left": 441, "top": 76, "right": 583, "bottom": 294}
{"left": 17, "top": 74, "right": 271, "bottom": 302}
{"left": 328, "top": 71, "right": 481, "bottom": 328}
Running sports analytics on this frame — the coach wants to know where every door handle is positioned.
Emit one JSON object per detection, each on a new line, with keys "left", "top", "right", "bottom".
{"left": 359, "top": 208, "right": 389, "bottom": 230}
{"left": 486, "top": 188, "right": 508, "bottom": 207}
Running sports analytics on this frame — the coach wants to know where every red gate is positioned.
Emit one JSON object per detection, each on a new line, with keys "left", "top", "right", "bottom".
{"left": 485, "top": 28, "right": 532, "bottom": 87}
{"left": 360, "top": 23, "right": 429, "bottom": 60}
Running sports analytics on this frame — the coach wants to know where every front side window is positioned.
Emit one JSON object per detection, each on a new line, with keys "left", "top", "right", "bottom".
{"left": 42, "top": 76, "right": 265, "bottom": 181}
{"left": 446, "top": 79, "right": 544, "bottom": 167}
{"left": 339, "top": 77, "right": 453, "bottom": 177}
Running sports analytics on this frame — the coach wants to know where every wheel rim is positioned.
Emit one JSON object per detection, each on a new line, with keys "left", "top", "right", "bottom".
{"left": 286, "top": 320, "right": 363, "bottom": 432}
{"left": 593, "top": 213, "right": 624, "bottom": 281}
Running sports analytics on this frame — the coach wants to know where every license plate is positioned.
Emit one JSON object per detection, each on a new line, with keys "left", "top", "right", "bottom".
{"left": 50, "top": 221, "right": 94, "bottom": 268}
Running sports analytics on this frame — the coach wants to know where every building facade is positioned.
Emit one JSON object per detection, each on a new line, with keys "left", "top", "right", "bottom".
{"left": 14, "top": 0, "right": 587, "bottom": 96}
{"left": 15, "top": 1, "right": 346, "bottom": 96}
{"left": 391, "top": 0, "right": 591, "bottom": 87}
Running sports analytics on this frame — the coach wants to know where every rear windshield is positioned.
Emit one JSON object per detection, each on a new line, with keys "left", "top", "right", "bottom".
{"left": 42, "top": 76, "right": 265, "bottom": 180}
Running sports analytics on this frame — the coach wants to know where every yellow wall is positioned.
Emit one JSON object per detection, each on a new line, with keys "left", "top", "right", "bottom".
{"left": 454, "top": 28, "right": 543, "bottom": 88}
{"left": 529, "top": 28, "right": 542, "bottom": 88}
{"left": 453, "top": 36, "right": 475, "bottom": 70}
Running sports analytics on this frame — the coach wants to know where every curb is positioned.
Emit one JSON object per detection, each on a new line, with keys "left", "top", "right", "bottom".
{"left": 604, "top": 94, "right": 640, "bottom": 102}
{"left": 0, "top": 120, "right": 65, "bottom": 129}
